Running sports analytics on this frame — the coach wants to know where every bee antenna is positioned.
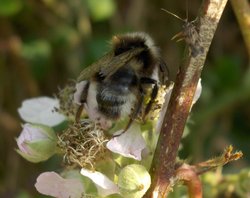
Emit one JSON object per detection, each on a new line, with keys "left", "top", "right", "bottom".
{"left": 161, "top": 8, "right": 186, "bottom": 22}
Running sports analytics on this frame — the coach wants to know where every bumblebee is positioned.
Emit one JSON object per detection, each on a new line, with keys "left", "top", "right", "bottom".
{"left": 76, "top": 32, "right": 168, "bottom": 134}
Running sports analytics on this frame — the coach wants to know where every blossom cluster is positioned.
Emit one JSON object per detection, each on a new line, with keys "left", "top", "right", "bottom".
{"left": 16, "top": 80, "right": 202, "bottom": 198}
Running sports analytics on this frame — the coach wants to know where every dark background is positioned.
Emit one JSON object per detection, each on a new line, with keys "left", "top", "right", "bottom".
{"left": 0, "top": 0, "right": 249, "bottom": 197}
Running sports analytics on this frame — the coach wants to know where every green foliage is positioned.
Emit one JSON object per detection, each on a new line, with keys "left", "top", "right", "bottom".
{"left": 50, "top": 25, "right": 79, "bottom": 46}
{"left": 168, "top": 168, "right": 250, "bottom": 198}
{"left": 21, "top": 40, "right": 51, "bottom": 61}
{"left": 0, "top": 0, "right": 22, "bottom": 16}
{"left": 21, "top": 40, "right": 51, "bottom": 80}
{"left": 206, "top": 56, "right": 243, "bottom": 92}
{"left": 202, "top": 168, "right": 250, "bottom": 198}
{"left": 86, "top": 0, "right": 116, "bottom": 21}
{"left": 84, "top": 36, "right": 111, "bottom": 66}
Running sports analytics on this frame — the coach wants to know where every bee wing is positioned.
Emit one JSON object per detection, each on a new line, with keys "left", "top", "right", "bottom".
{"left": 77, "top": 51, "right": 114, "bottom": 82}
{"left": 99, "top": 47, "right": 144, "bottom": 78}
{"left": 77, "top": 48, "right": 145, "bottom": 82}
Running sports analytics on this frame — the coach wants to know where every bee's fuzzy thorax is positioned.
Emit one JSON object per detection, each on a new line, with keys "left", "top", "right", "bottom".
{"left": 111, "top": 32, "right": 159, "bottom": 58}
{"left": 75, "top": 32, "right": 168, "bottom": 132}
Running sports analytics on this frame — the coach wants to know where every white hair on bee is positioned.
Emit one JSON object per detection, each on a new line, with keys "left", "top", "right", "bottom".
{"left": 120, "top": 92, "right": 136, "bottom": 117}
{"left": 151, "top": 65, "right": 160, "bottom": 82}
{"left": 85, "top": 82, "right": 112, "bottom": 129}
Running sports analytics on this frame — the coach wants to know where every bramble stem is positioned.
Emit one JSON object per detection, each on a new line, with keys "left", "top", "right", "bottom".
{"left": 144, "top": 0, "right": 228, "bottom": 197}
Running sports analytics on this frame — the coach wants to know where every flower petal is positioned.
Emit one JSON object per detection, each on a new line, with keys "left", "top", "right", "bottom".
{"left": 106, "top": 123, "right": 146, "bottom": 160}
{"left": 192, "top": 78, "right": 202, "bottom": 106}
{"left": 80, "top": 168, "right": 119, "bottom": 197}
{"left": 35, "top": 171, "right": 85, "bottom": 198}
{"left": 156, "top": 83, "right": 174, "bottom": 133}
{"left": 18, "top": 97, "right": 66, "bottom": 127}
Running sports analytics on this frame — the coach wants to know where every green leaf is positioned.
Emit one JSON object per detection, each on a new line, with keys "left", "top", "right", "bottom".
{"left": 21, "top": 39, "right": 51, "bottom": 80}
{"left": 0, "top": 0, "right": 22, "bottom": 16}
{"left": 207, "top": 56, "right": 242, "bottom": 91}
{"left": 87, "top": 0, "right": 116, "bottom": 21}
{"left": 21, "top": 40, "right": 51, "bottom": 61}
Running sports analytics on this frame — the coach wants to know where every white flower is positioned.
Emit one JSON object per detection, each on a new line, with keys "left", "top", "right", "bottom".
{"left": 156, "top": 83, "right": 173, "bottom": 133}
{"left": 16, "top": 123, "right": 57, "bottom": 163}
{"left": 18, "top": 97, "right": 66, "bottom": 127}
{"left": 80, "top": 168, "right": 119, "bottom": 197}
{"left": 192, "top": 78, "right": 202, "bottom": 106}
{"left": 106, "top": 123, "right": 146, "bottom": 161}
{"left": 35, "top": 172, "right": 85, "bottom": 198}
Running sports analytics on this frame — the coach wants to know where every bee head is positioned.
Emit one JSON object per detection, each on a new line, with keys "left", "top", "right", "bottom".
{"left": 112, "top": 32, "right": 159, "bottom": 57}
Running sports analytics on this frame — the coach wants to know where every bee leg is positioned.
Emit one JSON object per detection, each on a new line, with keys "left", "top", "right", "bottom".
{"left": 144, "top": 83, "right": 158, "bottom": 120}
{"left": 75, "top": 104, "right": 84, "bottom": 123}
{"left": 113, "top": 86, "right": 145, "bottom": 137}
{"left": 159, "top": 59, "right": 169, "bottom": 84}
{"left": 140, "top": 77, "right": 159, "bottom": 121}
{"left": 75, "top": 82, "right": 89, "bottom": 123}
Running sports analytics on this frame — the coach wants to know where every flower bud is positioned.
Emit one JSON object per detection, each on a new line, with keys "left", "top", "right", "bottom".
{"left": 16, "top": 123, "right": 57, "bottom": 163}
{"left": 118, "top": 164, "right": 151, "bottom": 198}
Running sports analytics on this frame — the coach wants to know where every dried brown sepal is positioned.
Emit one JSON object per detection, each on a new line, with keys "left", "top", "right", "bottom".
{"left": 175, "top": 21, "right": 204, "bottom": 57}
{"left": 161, "top": 8, "right": 204, "bottom": 57}
{"left": 171, "top": 146, "right": 242, "bottom": 198}
{"left": 170, "top": 21, "right": 204, "bottom": 57}
{"left": 57, "top": 120, "right": 109, "bottom": 169}
{"left": 223, "top": 145, "right": 243, "bottom": 162}
{"left": 194, "top": 145, "right": 243, "bottom": 175}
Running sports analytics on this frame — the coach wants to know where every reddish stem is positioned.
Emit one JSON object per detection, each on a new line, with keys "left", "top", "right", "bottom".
{"left": 176, "top": 164, "right": 203, "bottom": 198}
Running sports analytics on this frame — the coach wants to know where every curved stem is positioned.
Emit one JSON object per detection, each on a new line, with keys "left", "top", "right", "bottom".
{"left": 231, "top": 0, "right": 250, "bottom": 58}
